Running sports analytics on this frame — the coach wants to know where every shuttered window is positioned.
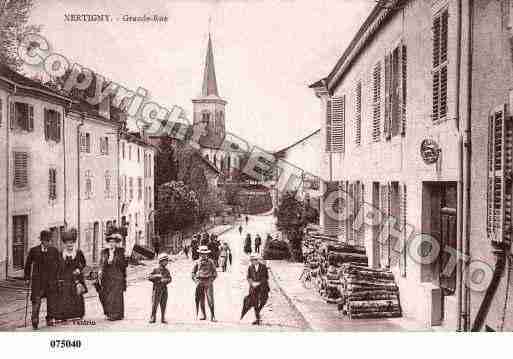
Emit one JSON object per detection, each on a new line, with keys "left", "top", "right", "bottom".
{"left": 100, "top": 137, "right": 109, "bottom": 155}
{"left": 48, "top": 168, "right": 57, "bottom": 200}
{"left": 355, "top": 82, "right": 362, "bottom": 146}
{"left": 84, "top": 170, "right": 93, "bottom": 198}
{"left": 80, "top": 132, "right": 91, "bottom": 153}
{"left": 399, "top": 183, "right": 407, "bottom": 276}
{"left": 323, "top": 181, "right": 340, "bottom": 236}
{"left": 487, "top": 105, "right": 513, "bottom": 245}
{"left": 138, "top": 177, "right": 142, "bottom": 200}
{"left": 129, "top": 177, "right": 134, "bottom": 200}
{"left": 123, "top": 175, "right": 127, "bottom": 201}
{"left": 372, "top": 62, "right": 382, "bottom": 142}
{"left": 384, "top": 44, "right": 406, "bottom": 139}
{"left": 433, "top": 9, "right": 448, "bottom": 122}
{"left": 401, "top": 44, "right": 407, "bottom": 134}
{"left": 11, "top": 102, "right": 34, "bottom": 131}
{"left": 44, "top": 109, "right": 61, "bottom": 142}
{"left": 325, "top": 97, "right": 346, "bottom": 153}
{"left": 105, "top": 170, "right": 112, "bottom": 198}
{"left": 379, "top": 183, "right": 391, "bottom": 268}
{"left": 13, "top": 151, "right": 29, "bottom": 189}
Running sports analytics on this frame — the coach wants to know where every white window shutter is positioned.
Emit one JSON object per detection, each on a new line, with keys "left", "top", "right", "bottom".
{"left": 331, "top": 96, "right": 345, "bottom": 153}
{"left": 326, "top": 99, "right": 332, "bottom": 152}
{"left": 400, "top": 43, "right": 407, "bottom": 135}
{"left": 487, "top": 104, "right": 513, "bottom": 245}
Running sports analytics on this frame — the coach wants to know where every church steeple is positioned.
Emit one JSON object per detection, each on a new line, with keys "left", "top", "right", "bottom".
{"left": 201, "top": 34, "right": 219, "bottom": 97}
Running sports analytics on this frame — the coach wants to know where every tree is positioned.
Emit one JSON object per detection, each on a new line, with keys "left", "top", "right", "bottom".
{"left": 275, "top": 191, "right": 309, "bottom": 262}
{"left": 155, "top": 137, "right": 178, "bottom": 187}
{"left": 156, "top": 181, "right": 199, "bottom": 234}
{"left": 0, "top": 0, "right": 41, "bottom": 70}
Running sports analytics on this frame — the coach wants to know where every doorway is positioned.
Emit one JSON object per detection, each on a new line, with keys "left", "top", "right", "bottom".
{"left": 422, "top": 181, "right": 458, "bottom": 324}
{"left": 12, "top": 215, "right": 28, "bottom": 270}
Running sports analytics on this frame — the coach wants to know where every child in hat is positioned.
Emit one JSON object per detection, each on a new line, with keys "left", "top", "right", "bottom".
{"left": 148, "top": 253, "right": 172, "bottom": 323}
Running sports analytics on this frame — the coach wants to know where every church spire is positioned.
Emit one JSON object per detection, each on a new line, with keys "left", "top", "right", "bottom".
{"left": 201, "top": 34, "right": 219, "bottom": 97}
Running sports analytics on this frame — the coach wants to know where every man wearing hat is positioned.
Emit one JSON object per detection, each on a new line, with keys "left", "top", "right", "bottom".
{"left": 191, "top": 245, "right": 217, "bottom": 321}
{"left": 24, "top": 230, "right": 60, "bottom": 329}
{"left": 246, "top": 253, "right": 270, "bottom": 325}
{"left": 148, "top": 253, "right": 172, "bottom": 324}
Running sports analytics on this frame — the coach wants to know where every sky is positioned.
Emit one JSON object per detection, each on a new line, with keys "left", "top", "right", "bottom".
{"left": 28, "top": 0, "right": 373, "bottom": 151}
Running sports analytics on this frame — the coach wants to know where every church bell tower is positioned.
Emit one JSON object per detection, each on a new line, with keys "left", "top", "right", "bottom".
{"left": 192, "top": 34, "right": 227, "bottom": 147}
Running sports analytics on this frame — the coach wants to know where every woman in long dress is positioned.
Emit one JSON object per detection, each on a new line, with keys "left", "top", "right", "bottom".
{"left": 56, "top": 229, "right": 87, "bottom": 321}
{"left": 99, "top": 232, "right": 127, "bottom": 321}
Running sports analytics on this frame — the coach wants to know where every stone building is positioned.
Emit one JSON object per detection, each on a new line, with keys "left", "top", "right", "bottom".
{"left": 310, "top": 0, "right": 513, "bottom": 331}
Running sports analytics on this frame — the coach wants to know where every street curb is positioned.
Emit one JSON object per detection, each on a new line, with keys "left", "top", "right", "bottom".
{"left": 268, "top": 265, "right": 313, "bottom": 331}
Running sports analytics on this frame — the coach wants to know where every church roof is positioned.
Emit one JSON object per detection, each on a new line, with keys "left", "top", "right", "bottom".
{"left": 202, "top": 34, "right": 219, "bottom": 97}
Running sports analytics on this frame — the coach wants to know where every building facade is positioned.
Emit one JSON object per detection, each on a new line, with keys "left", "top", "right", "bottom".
{"left": 311, "top": 0, "right": 513, "bottom": 331}
{"left": 0, "top": 65, "right": 71, "bottom": 278}
{"left": 65, "top": 101, "right": 120, "bottom": 265}
{"left": 119, "top": 132, "right": 156, "bottom": 254}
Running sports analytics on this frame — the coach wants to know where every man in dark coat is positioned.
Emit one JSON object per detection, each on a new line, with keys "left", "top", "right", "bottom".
{"left": 254, "top": 234, "right": 262, "bottom": 253}
{"left": 246, "top": 254, "right": 270, "bottom": 325}
{"left": 24, "top": 230, "right": 60, "bottom": 329}
{"left": 191, "top": 235, "right": 200, "bottom": 261}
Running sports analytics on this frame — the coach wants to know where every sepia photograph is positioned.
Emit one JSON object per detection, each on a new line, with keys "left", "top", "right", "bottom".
{"left": 0, "top": 0, "right": 512, "bottom": 353}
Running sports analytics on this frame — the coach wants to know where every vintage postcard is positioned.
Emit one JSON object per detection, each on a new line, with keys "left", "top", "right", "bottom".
{"left": 0, "top": 0, "right": 512, "bottom": 348}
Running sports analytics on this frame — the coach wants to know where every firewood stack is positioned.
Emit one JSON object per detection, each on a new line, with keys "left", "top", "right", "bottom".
{"left": 339, "top": 264, "right": 401, "bottom": 319}
{"left": 302, "top": 231, "right": 402, "bottom": 319}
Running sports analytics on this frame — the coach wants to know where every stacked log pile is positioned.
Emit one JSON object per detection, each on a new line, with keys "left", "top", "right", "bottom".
{"left": 302, "top": 231, "right": 402, "bottom": 319}
{"left": 339, "top": 264, "right": 401, "bottom": 319}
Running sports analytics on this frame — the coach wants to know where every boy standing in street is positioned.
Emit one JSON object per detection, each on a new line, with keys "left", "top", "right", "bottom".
{"left": 148, "top": 253, "right": 172, "bottom": 324}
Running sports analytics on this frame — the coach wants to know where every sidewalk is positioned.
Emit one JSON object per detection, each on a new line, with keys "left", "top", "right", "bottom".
{"left": 268, "top": 260, "right": 431, "bottom": 332}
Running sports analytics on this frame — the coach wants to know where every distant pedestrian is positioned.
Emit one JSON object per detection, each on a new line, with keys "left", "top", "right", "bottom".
{"left": 200, "top": 232, "right": 209, "bottom": 246}
{"left": 208, "top": 237, "right": 219, "bottom": 266}
{"left": 238, "top": 225, "right": 243, "bottom": 236}
{"left": 24, "top": 230, "right": 59, "bottom": 329}
{"left": 254, "top": 234, "right": 262, "bottom": 254}
{"left": 219, "top": 242, "right": 231, "bottom": 272}
{"left": 183, "top": 244, "right": 189, "bottom": 259}
{"left": 245, "top": 216, "right": 249, "bottom": 225}
{"left": 191, "top": 235, "right": 200, "bottom": 261}
{"left": 246, "top": 253, "right": 270, "bottom": 325}
{"left": 192, "top": 246, "right": 217, "bottom": 321}
{"left": 148, "top": 253, "right": 172, "bottom": 324}
{"left": 244, "top": 233, "right": 252, "bottom": 255}
{"left": 152, "top": 235, "right": 161, "bottom": 257}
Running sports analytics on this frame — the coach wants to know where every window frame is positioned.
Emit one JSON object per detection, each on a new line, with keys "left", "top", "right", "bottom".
{"left": 432, "top": 8, "right": 449, "bottom": 123}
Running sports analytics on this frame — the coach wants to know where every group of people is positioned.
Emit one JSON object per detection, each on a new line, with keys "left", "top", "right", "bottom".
{"left": 243, "top": 231, "right": 272, "bottom": 255}
{"left": 25, "top": 224, "right": 270, "bottom": 329}
{"left": 187, "top": 232, "right": 232, "bottom": 272}
{"left": 24, "top": 228, "right": 127, "bottom": 330}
